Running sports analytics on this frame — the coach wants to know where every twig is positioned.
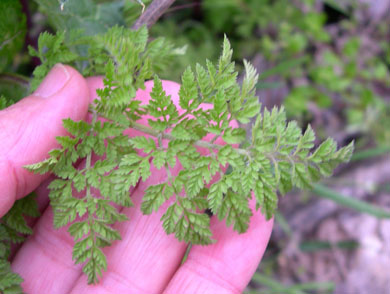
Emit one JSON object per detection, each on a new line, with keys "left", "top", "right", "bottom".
{"left": 132, "top": 0, "right": 176, "bottom": 30}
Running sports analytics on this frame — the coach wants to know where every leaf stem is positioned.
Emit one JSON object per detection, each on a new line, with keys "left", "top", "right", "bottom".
{"left": 129, "top": 119, "right": 250, "bottom": 156}
{"left": 85, "top": 110, "right": 98, "bottom": 269}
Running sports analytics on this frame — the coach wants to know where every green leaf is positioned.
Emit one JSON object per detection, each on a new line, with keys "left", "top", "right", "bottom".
{"left": 171, "top": 125, "right": 193, "bottom": 140}
{"left": 185, "top": 170, "right": 204, "bottom": 197}
{"left": 333, "top": 141, "right": 354, "bottom": 162}
{"left": 130, "top": 136, "right": 156, "bottom": 153}
{"left": 29, "top": 31, "right": 79, "bottom": 91}
{"left": 161, "top": 204, "right": 180, "bottom": 234}
{"left": 235, "top": 97, "right": 261, "bottom": 124}
{"left": 141, "top": 184, "right": 167, "bottom": 214}
{"left": 254, "top": 180, "right": 264, "bottom": 210}
{"left": 24, "top": 156, "right": 58, "bottom": 174}
{"left": 310, "top": 138, "right": 337, "bottom": 162}
{"left": 218, "top": 190, "right": 252, "bottom": 233}
{"left": 63, "top": 119, "right": 91, "bottom": 137}
{"left": 208, "top": 179, "right": 228, "bottom": 213}
{"left": 120, "top": 153, "right": 142, "bottom": 166}
{"left": 94, "top": 159, "right": 116, "bottom": 175}
{"left": 293, "top": 163, "right": 312, "bottom": 189}
{"left": 93, "top": 221, "right": 121, "bottom": 242}
{"left": 148, "top": 76, "right": 178, "bottom": 125}
{"left": 263, "top": 185, "right": 278, "bottom": 220}
{"left": 241, "top": 59, "right": 259, "bottom": 101}
{"left": 139, "top": 158, "right": 151, "bottom": 182}
{"left": 83, "top": 247, "right": 107, "bottom": 284}
{"left": 196, "top": 63, "right": 211, "bottom": 98}
{"left": 222, "top": 127, "right": 246, "bottom": 144}
{"left": 0, "top": 259, "right": 24, "bottom": 293}
{"left": 179, "top": 67, "right": 199, "bottom": 110}
{"left": 219, "top": 35, "right": 233, "bottom": 73}
{"left": 296, "top": 124, "right": 315, "bottom": 152}
{"left": 152, "top": 150, "right": 166, "bottom": 170}
{"left": 2, "top": 194, "right": 40, "bottom": 236}
{"left": 68, "top": 221, "right": 90, "bottom": 240}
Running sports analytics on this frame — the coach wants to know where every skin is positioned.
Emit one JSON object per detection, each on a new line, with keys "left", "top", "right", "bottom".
{"left": 0, "top": 64, "right": 273, "bottom": 294}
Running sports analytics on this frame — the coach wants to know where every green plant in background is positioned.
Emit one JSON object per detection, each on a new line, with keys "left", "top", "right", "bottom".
{"left": 36, "top": 0, "right": 125, "bottom": 35}
{"left": 0, "top": 195, "right": 40, "bottom": 294}
{"left": 0, "top": 0, "right": 30, "bottom": 104}
{"left": 151, "top": 0, "right": 329, "bottom": 79}
{"left": 303, "top": 32, "right": 390, "bottom": 144}
{"left": 247, "top": 272, "right": 335, "bottom": 294}
{"left": 153, "top": 0, "right": 390, "bottom": 146}
{"left": 0, "top": 0, "right": 26, "bottom": 72}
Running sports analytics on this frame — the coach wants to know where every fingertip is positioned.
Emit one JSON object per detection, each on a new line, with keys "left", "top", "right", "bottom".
{"left": 44, "top": 65, "right": 90, "bottom": 121}
{"left": 31, "top": 64, "right": 90, "bottom": 122}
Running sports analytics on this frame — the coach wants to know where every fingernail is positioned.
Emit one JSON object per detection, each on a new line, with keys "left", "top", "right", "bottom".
{"left": 34, "top": 64, "right": 70, "bottom": 98}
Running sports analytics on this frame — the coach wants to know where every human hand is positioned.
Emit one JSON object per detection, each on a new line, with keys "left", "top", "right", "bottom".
{"left": 0, "top": 65, "right": 273, "bottom": 293}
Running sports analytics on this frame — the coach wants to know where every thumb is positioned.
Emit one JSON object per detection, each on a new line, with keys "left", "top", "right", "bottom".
{"left": 0, "top": 64, "right": 90, "bottom": 217}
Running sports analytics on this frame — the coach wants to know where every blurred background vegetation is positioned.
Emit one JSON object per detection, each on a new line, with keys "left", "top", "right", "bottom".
{"left": 1, "top": 0, "right": 389, "bottom": 293}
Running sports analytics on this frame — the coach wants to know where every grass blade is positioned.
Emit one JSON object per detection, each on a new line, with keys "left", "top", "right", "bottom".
{"left": 313, "top": 184, "right": 390, "bottom": 219}
{"left": 351, "top": 146, "right": 390, "bottom": 161}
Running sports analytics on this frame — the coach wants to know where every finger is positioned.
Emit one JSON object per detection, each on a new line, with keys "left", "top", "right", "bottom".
{"left": 163, "top": 200, "right": 273, "bottom": 294}
{"left": 0, "top": 64, "right": 90, "bottom": 216}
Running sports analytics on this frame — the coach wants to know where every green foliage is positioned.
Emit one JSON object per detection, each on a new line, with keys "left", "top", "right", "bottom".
{"left": 0, "top": 194, "right": 40, "bottom": 293}
{"left": 28, "top": 24, "right": 179, "bottom": 93}
{"left": 0, "top": 0, "right": 30, "bottom": 108}
{"left": 0, "top": 0, "right": 26, "bottom": 72}
{"left": 0, "top": 96, "right": 11, "bottom": 111}
{"left": 34, "top": 0, "right": 125, "bottom": 36}
{"left": 0, "top": 75, "right": 29, "bottom": 104}
{"left": 28, "top": 31, "right": 80, "bottom": 91}
{"left": 0, "top": 260, "right": 24, "bottom": 294}
{"left": 25, "top": 26, "right": 353, "bottom": 284}
{"left": 152, "top": 0, "right": 389, "bottom": 146}
{"left": 246, "top": 271, "right": 335, "bottom": 294}
{"left": 0, "top": 0, "right": 29, "bottom": 107}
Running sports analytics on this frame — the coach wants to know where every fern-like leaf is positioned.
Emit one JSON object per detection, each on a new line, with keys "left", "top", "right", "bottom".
{"left": 25, "top": 27, "right": 354, "bottom": 284}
